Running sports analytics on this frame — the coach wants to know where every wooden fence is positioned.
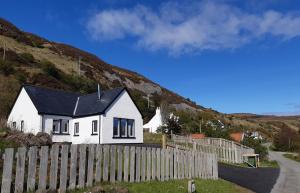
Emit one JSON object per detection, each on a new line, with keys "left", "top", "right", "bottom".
{"left": 0, "top": 144, "right": 218, "bottom": 193}
{"left": 170, "top": 134, "right": 255, "bottom": 164}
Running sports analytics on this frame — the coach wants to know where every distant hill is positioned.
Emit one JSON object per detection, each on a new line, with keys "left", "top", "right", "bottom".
{"left": 0, "top": 18, "right": 299, "bottom": 138}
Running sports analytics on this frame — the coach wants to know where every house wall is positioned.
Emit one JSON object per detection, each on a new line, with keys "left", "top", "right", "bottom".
{"left": 7, "top": 88, "right": 41, "bottom": 134}
{"left": 43, "top": 114, "right": 72, "bottom": 143}
{"left": 101, "top": 91, "right": 143, "bottom": 144}
{"left": 143, "top": 107, "right": 162, "bottom": 133}
{"left": 71, "top": 115, "right": 100, "bottom": 144}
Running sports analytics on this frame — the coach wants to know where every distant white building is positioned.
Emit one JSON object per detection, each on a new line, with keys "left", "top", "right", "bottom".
{"left": 143, "top": 107, "right": 163, "bottom": 133}
{"left": 7, "top": 85, "right": 143, "bottom": 144}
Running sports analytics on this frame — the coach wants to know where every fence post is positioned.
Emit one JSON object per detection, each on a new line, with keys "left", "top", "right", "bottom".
{"left": 38, "top": 146, "right": 49, "bottom": 191}
{"left": 69, "top": 145, "right": 78, "bottom": 190}
{"left": 49, "top": 145, "right": 59, "bottom": 190}
{"left": 110, "top": 145, "right": 116, "bottom": 183}
{"left": 1, "top": 148, "right": 14, "bottom": 193}
{"left": 27, "top": 147, "right": 37, "bottom": 192}
{"left": 151, "top": 148, "right": 156, "bottom": 180}
{"left": 87, "top": 144, "right": 95, "bottom": 186}
{"left": 59, "top": 145, "right": 69, "bottom": 193}
{"left": 117, "top": 146, "right": 123, "bottom": 181}
{"left": 141, "top": 147, "right": 146, "bottom": 182}
{"left": 135, "top": 147, "right": 141, "bottom": 182}
{"left": 103, "top": 145, "right": 109, "bottom": 182}
{"left": 123, "top": 146, "right": 129, "bottom": 182}
{"left": 95, "top": 145, "right": 103, "bottom": 183}
{"left": 14, "top": 147, "right": 26, "bottom": 193}
{"left": 78, "top": 145, "right": 87, "bottom": 187}
{"left": 130, "top": 146, "right": 136, "bottom": 182}
{"left": 156, "top": 148, "right": 161, "bottom": 181}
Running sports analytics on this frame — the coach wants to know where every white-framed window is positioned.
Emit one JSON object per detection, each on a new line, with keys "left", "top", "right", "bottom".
{"left": 113, "top": 118, "right": 119, "bottom": 137}
{"left": 127, "top": 119, "right": 135, "bottom": 137}
{"left": 62, "top": 120, "right": 69, "bottom": 133}
{"left": 53, "top": 120, "right": 60, "bottom": 134}
{"left": 113, "top": 118, "right": 135, "bottom": 138}
{"left": 12, "top": 122, "right": 16, "bottom": 129}
{"left": 20, "top": 120, "right": 24, "bottom": 132}
{"left": 74, "top": 122, "right": 79, "bottom": 136}
{"left": 92, "top": 120, "right": 98, "bottom": 135}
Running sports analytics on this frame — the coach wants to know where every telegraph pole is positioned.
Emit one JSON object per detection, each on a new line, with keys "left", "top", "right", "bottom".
{"left": 78, "top": 56, "right": 82, "bottom": 76}
{"left": 2, "top": 40, "right": 6, "bottom": 61}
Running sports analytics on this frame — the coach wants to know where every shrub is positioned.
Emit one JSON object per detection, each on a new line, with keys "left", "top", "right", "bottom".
{"left": 20, "top": 52, "right": 35, "bottom": 63}
{"left": 0, "top": 60, "right": 15, "bottom": 75}
{"left": 40, "top": 60, "right": 60, "bottom": 79}
{"left": 242, "top": 136, "right": 268, "bottom": 160}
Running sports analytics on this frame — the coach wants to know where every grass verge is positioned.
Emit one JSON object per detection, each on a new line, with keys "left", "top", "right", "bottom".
{"left": 283, "top": 153, "right": 300, "bottom": 163}
{"left": 68, "top": 179, "right": 252, "bottom": 193}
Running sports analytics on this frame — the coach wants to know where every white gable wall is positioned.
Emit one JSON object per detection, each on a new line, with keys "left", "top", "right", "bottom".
{"left": 101, "top": 90, "right": 143, "bottom": 144}
{"left": 7, "top": 88, "right": 41, "bottom": 134}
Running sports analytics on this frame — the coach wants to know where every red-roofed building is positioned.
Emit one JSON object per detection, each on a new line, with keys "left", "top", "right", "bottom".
{"left": 191, "top": 133, "right": 206, "bottom": 139}
{"left": 230, "top": 132, "right": 245, "bottom": 143}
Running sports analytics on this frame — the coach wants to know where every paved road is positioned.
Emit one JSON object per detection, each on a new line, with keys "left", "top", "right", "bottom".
{"left": 219, "top": 163, "right": 279, "bottom": 193}
{"left": 270, "top": 151, "right": 300, "bottom": 193}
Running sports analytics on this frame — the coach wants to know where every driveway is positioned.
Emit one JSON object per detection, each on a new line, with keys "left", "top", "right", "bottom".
{"left": 219, "top": 163, "right": 279, "bottom": 193}
{"left": 270, "top": 151, "right": 300, "bottom": 193}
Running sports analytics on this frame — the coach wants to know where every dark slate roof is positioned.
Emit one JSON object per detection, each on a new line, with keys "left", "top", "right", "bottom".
{"left": 74, "top": 87, "right": 124, "bottom": 117}
{"left": 23, "top": 85, "right": 126, "bottom": 117}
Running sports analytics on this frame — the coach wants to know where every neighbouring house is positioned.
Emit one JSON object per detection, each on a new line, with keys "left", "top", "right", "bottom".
{"left": 143, "top": 107, "right": 163, "bottom": 133}
{"left": 7, "top": 85, "right": 143, "bottom": 144}
{"left": 191, "top": 133, "right": 206, "bottom": 140}
{"left": 230, "top": 132, "right": 245, "bottom": 143}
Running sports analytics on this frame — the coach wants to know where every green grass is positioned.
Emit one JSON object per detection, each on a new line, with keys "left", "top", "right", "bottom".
{"left": 143, "top": 132, "right": 162, "bottom": 144}
{"left": 283, "top": 153, "right": 300, "bottom": 163}
{"left": 260, "top": 160, "right": 279, "bottom": 168}
{"left": 68, "top": 179, "right": 249, "bottom": 193}
{"left": 220, "top": 160, "right": 279, "bottom": 168}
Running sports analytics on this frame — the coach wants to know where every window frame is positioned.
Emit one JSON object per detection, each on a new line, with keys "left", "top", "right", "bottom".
{"left": 91, "top": 120, "right": 98, "bottom": 135}
{"left": 12, "top": 122, "right": 16, "bottom": 129}
{"left": 52, "top": 119, "right": 60, "bottom": 134}
{"left": 112, "top": 117, "right": 135, "bottom": 139}
{"left": 20, "top": 120, "right": 24, "bottom": 132}
{"left": 74, "top": 122, "right": 79, "bottom": 136}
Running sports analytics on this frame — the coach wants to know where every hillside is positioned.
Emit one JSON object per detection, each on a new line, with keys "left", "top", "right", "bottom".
{"left": 0, "top": 18, "right": 300, "bottom": 138}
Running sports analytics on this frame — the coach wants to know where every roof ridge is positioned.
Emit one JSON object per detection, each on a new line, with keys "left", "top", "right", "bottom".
{"left": 23, "top": 84, "right": 82, "bottom": 96}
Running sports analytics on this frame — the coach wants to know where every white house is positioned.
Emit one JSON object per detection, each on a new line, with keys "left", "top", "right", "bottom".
{"left": 143, "top": 107, "right": 163, "bottom": 133}
{"left": 7, "top": 85, "right": 143, "bottom": 144}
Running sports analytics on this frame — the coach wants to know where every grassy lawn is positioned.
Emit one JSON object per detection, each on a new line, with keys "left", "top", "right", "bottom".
{"left": 68, "top": 179, "right": 253, "bottom": 193}
{"left": 283, "top": 153, "right": 300, "bottom": 163}
{"left": 143, "top": 132, "right": 162, "bottom": 144}
{"left": 220, "top": 160, "right": 279, "bottom": 168}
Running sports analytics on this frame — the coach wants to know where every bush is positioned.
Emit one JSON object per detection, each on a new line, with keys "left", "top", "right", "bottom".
{"left": 20, "top": 52, "right": 35, "bottom": 63}
{"left": 242, "top": 136, "right": 268, "bottom": 160}
{"left": 273, "top": 127, "right": 300, "bottom": 152}
{"left": 40, "top": 60, "right": 61, "bottom": 79}
{"left": 0, "top": 60, "right": 15, "bottom": 75}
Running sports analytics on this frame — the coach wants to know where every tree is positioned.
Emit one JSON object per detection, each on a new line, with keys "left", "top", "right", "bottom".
{"left": 273, "top": 127, "right": 300, "bottom": 152}
{"left": 242, "top": 136, "right": 268, "bottom": 160}
{"left": 157, "top": 114, "right": 181, "bottom": 135}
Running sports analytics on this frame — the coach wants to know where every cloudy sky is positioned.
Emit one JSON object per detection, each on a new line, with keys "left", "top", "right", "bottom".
{"left": 1, "top": 0, "right": 300, "bottom": 115}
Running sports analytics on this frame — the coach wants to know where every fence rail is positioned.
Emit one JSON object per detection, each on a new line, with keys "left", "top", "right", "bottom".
{"left": 170, "top": 134, "right": 255, "bottom": 164}
{"left": 0, "top": 144, "right": 217, "bottom": 193}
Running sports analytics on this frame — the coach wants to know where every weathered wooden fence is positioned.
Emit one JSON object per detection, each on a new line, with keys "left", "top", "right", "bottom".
{"left": 170, "top": 134, "right": 255, "bottom": 164}
{"left": 0, "top": 144, "right": 218, "bottom": 193}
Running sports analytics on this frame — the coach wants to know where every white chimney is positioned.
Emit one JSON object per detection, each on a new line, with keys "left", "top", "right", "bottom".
{"left": 97, "top": 84, "right": 101, "bottom": 100}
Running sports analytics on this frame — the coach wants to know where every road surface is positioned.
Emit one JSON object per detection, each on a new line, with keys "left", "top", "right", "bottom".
{"left": 270, "top": 151, "right": 300, "bottom": 193}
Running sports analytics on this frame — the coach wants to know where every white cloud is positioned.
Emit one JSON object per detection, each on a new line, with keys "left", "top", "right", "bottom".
{"left": 86, "top": 1, "right": 300, "bottom": 54}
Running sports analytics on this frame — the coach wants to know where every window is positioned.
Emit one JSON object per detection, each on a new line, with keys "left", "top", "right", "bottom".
{"left": 53, "top": 120, "right": 60, "bottom": 134}
{"left": 127, "top": 119, "right": 135, "bottom": 137}
{"left": 74, "top": 122, "right": 79, "bottom": 136}
{"left": 120, "top": 119, "right": 127, "bottom": 137}
{"left": 113, "top": 118, "right": 119, "bottom": 137}
{"left": 12, "top": 122, "right": 16, "bottom": 129}
{"left": 62, "top": 120, "right": 69, "bottom": 133}
{"left": 113, "top": 118, "right": 135, "bottom": 138}
{"left": 52, "top": 119, "right": 69, "bottom": 135}
{"left": 20, "top": 121, "right": 24, "bottom": 132}
{"left": 92, "top": 120, "right": 98, "bottom": 135}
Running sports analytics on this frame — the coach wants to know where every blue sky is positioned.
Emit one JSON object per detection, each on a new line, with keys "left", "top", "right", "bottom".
{"left": 1, "top": 0, "right": 300, "bottom": 115}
